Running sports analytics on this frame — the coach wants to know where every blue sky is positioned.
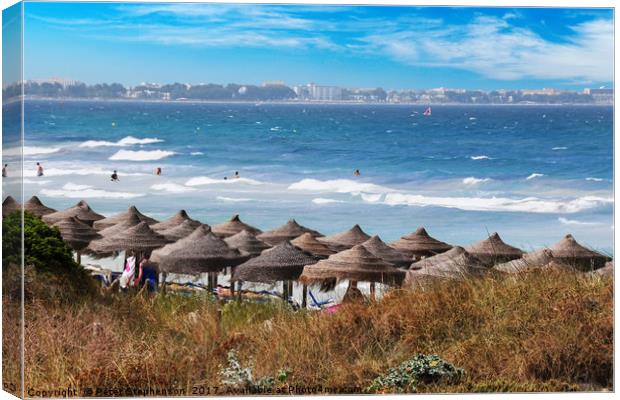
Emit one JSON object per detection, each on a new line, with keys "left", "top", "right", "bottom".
{"left": 20, "top": 3, "right": 614, "bottom": 90}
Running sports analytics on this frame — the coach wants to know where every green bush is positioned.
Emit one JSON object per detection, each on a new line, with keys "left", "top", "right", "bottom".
{"left": 2, "top": 210, "right": 96, "bottom": 299}
{"left": 3, "top": 211, "right": 76, "bottom": 272}
{"left": 366, "top": 354, "right": 465, "bottom": 393}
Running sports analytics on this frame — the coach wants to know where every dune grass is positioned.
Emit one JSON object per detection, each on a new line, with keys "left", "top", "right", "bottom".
{"left": 2, "top": 266, "right": 613, "bottom": 395}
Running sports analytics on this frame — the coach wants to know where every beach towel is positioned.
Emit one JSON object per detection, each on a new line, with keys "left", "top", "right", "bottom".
{"left": 119, "top": 256, "right": 136, "bottom": 289}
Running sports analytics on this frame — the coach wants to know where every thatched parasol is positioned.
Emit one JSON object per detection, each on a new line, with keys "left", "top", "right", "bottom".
{"left": 547, "top": 234, "right": 610, "bottom": 271}
{"left": 87, "top": 221, "right": 169, "bottom": 255}
{"left": 160, "top": 220, "right": 205, "bottom": 242}
{"left": 224, "top": 229, "right": 271, "bottom": 256}
{"left": 2, "top": 196, "right": 21, "bottom": 217}
{"left": 494, "top": 249, "right": 555, "bottom": 274}
{"left": 232, "top": 241, "right": 320, "bottom": 283}
{"left": 465, "top": 232, "right": 524, "bottom": 266}
{"left": 291, "top": 232, "right": 335, "bottom": 258}
{"left": 24, "top": 196, "right": 56, "bottom": 217}
{"left": 257, "top": 219, "right": 322, "bottom": 246}
{"left": 317, "top": 224, "right": 371, "bottom": 251}
{"left": 93, "top": 205, "right": 158, "bottom": 230}
{"left": 96, "top": 212, "right": 142, "bottom": 238}
{"left": 159, "top": 231, "right": 249, "bottom": 275}
{"left": 151, "top": 225, "right": 211, "bottom": 265}
{"left": 389, "top": 227, "right": 452, "bottom": 260}
{"left": 405, "top": 246, "right": 488, "bottom": 286}
{"left": 42, "top": 200, "right": 105, "bottom": 226}
{"left": 150, "top": 210, "right": 203, "bottom": 232}
{"left": 299, "top": 244, "right": 405, "bottom": 286}
{"left": 362, "top": 235, "right": 411, "bottom": 268}
{"left": 212, "top": 214, "right": 262, "bottom": 237}
{"left": 52, "top": 216, "right": 101, "bottom": 251}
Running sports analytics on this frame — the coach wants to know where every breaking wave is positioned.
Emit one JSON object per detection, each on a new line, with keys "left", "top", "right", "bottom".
{"left": 526, "top": 173, "right": 544, "bottom": 180}
{"left": 150, "top": 183, "right": 196, "bottom": 193}
{"left": 288, "top": 179, "right": 392, "bottom": 194}
{"left": 109, "top": 149, "right": 176, "bottom": 161}
{"left": 462, "top": 177, "right": 491, "bottom": 185}
{"left": 185, "top": 176, "right": 263, "bottom": 187}
{"left": 79, "top": 136, "right": 163, "bottom": 148}
{"left": 312, "top": 198, "right": 345, "bottom": 205}
{"left": 41, "top": 183, "right": 142, "bottom": 199}
{"left": 470, "top": 155, "right": 491, "bottom": 160}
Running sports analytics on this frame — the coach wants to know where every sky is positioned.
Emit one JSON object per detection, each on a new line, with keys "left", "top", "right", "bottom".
{"left": 16, "top": 3, "right": 615, "bottom": 90}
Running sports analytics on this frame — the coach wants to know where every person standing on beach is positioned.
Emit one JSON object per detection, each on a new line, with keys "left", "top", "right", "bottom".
{"left": 2, "top": 164, "right": 7, "bottom": 178}
{"left": 36, "top": 162, "right": 44, "bottom": 177}
{"left": 111, "top": 170, "right": 119, "bottom": 182}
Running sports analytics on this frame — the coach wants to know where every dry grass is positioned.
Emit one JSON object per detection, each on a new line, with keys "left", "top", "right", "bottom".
{"left": 2, "top": 266, "right": 613, "bottom": 395}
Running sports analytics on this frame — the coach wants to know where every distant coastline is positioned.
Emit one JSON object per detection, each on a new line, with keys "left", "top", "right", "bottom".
{"left": 4, "top": 95, "right": 613, "bottom": 107}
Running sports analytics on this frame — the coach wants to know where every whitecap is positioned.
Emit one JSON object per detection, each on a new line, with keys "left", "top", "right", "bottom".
{"left": 41, "top": 183, "right": 141, "bottom": 199}
{"left": 586, "top": 177, "right": 604, "bottom": 182}
{"left": 379, "top": 193, "right": 612, "bottom": 214}
{"left": 62, "top": 183, "right": 92, "bottom": 191}
{"left": 552, "top": 147, "right": 568, "bottom": 150}
{"left": 109, "top": 149, "right": 175, "bottom": 161}
{"left": 185, "top": 176, "right": 263, "bottom": 187}
{"left": 190, "top": 152, "right": 204, "bottom": 156}
{"left": 288, "top": 179, "right": 392, "bottom": 195}
{"left": 469, "top": 117, "right": 477, "bottom": 120}
{"left": 526, "top": 173, "right": 544, "bottom": 180}
{"left": 150, "top": 183, "right": 195, "bottom": 193}
{"left": 23, "top": 179, "right": 51, "bottom": 185}
{"left": 312, "top": 198, "right": 345, "bottom": 205}
{"left": 462, "top": 177, "right": 491, "bottom": 185}
{"left": 470, "top": 155, "right": 490, "bottom": 160}
{"left": 79, "top": 136, "right": 163, "bottom": 148}
{"left": 558, "top": 217, "right": 601, "bottom": 226}
{"left": 216, "top": 196, "right": 253, "bottom": 202}
{"left": 270, "top": 126, "right": 281, "bottom": 131}
{"left": 4, "top": 146, "right": 62, "bottom": 157}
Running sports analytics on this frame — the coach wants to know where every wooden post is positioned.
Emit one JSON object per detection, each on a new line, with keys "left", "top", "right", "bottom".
{"left": 369, "top": 282, "right": 376, "bottom": 301}
{"left": 230, "top": 267, "right": 235, "bottom": 296}
{"left": 237, "top": 281, "right": 243, "bottom": 302}
{"left": 207, "top": 273, "right": 213, "bottom": 292}
{"left": 302, "top": 284, "right": 308, "bottom": 308}
{"left": 76, "top": 251, "right": 81, "bottom": 265}
{"left": 282, "top": 280, "right": 288, "bottom": 301}
{"left": 161, "top": 271, "right": 167, "bottom": 294}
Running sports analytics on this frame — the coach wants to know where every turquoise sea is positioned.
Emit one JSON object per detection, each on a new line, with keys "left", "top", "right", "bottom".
{"left": 3, "top": 100, "right": 614, "bottom": 258}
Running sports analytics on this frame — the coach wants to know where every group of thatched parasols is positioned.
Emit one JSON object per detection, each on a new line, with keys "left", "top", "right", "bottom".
{"left": 3, "top": 195, "right": 614, "bottom": 304}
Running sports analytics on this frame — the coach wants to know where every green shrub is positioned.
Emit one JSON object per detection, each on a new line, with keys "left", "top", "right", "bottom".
{"left": 2, "top": 211, "right": 97, "bottom": 299}
{"left": 366, "top": 354, "right": 464, "bottom": 393}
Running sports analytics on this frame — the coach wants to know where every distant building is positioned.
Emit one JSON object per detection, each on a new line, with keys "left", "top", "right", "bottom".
{"left": 293, "top": 83, "right": 342, "bottom": 101}
{"left": 584, "top": 88, "right": 613, "bottom": 104}
{"left": 29, "top": 77, "right": 82, "bottom": 88}
{"left": 522, "top": 88, "right": 564, "bottom": 96}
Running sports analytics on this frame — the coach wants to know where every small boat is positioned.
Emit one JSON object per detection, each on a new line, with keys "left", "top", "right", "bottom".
{"left": 423, "top": 106, "right": 432, "bottom": 116}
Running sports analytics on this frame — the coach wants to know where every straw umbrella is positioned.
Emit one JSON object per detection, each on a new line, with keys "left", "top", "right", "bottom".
{"left": 465, "top": 232, "right": 524, "bottom": 266}
{"left": 405, "top": 246, "right": 488, "bottom": 287}
{"left": 159, "top": 232, "right": 249, "bottom": 290}
{"left": 24, "top": 196, "right": 56, "bottom": 217}
{"left": 86, "top": 221, "right": 169, "bottom": 256}
{"left": 232, "top": 241, "right": 320, "bottom": 305}
{"left": 257, "top": 219, "right": 322, "bottom": 246}
{"left": 547, "top": 234, "right": 610, "bottom": 271}
{"left": 160, "top": 220, "right": 205, "bottom": 242}
{"left": 93, "top": 205, "right": 158, "bottom": 230}
{"left": 224, "top": 229, "right": 271, "bottom": 256}
{"left": 42, "top": 200, "right": 105, "bottom": 226}
{"left": 494, "top": 249, "right": 555, "bottom": 274}
{"left": 291, "top": 233, "right": 336, "bottom": 258}
{"left": 317, "top": 224, "right": 371, "bottom": 252}
{"left": 212, "top": 214, "right": 262, "bottom": 238}
{"left": 151, "top": 225, "right": 211, "bottom": 265}
{"left": 150, "top": 210, "right": 203, "bottom": 232}
{"left": 300, "top": 244, "right": 405, "bottom": 300}
{"left": 52, "top": 216, "right": 101, "bottom": 264}
{"left": 362, "top": 235, "right": 411, "bottom": 268}
{"left": 2, "top": 196, "right": 21, "bottom": 217}
{"left": 389, "top": 227, "right": 452, "bottom": 260}
{"left": 96, "top": 212, "right": 142, "bottom": 238}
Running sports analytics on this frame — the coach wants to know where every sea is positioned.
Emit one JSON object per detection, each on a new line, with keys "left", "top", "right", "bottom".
{"left": 2, "top": 99, "right": 614, "bottom": 298}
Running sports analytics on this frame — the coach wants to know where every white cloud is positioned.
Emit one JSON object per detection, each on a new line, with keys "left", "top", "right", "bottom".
{"left": 358, "top": 16, "right": 613, "bottom": 82}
